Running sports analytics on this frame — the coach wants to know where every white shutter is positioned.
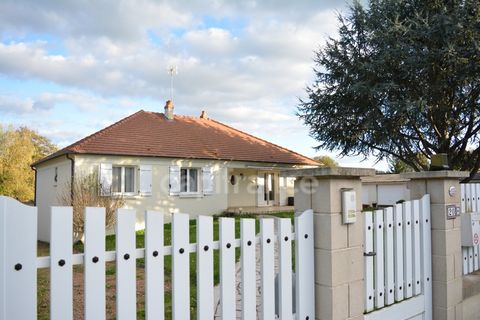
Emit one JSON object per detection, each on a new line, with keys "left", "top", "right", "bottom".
{"left": 169, "top": 166, "right": 181, "bottom": 195}
{"left": 139, "top": 165, "right": 152, "bottom": 196}
{"left": 99, "top": 163, "right": 112, "bottom": 196}
{"left": 202, "top": 167, "right": 213, "bottom": 195}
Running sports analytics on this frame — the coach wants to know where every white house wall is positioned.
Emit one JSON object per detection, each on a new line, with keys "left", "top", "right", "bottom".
{"left": 227, "top": 168, "right": 258, "bottom": 208}
{"left": 35, "top": 156, "right": 72, "bottom": 242}
{"left": 74, "top": 155, "right": 230, "bottom": 229}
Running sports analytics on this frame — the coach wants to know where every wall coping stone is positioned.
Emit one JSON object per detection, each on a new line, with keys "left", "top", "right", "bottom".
{"left": 401, "top": 171, "right": 470, "bottom": 180}
{"left": 283, "top": 167, "right": 376, "bottom": 178}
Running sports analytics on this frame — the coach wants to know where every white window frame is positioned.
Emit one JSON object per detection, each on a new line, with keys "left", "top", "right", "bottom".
{"left": 180, "top": 168, "right": 200, "bottom": 195}
{"left": 112, "top": 166, "right": 136, "bottom": 196}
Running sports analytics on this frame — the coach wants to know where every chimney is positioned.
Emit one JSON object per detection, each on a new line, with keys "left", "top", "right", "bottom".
{"left": 164, "top": 100, "right": 174, "bottom": 120}
{"left": 200, "top": 110, "right": 208, "bottom": 119}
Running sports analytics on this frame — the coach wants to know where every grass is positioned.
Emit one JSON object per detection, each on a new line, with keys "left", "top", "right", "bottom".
{"left": 37, "top": 211, "right": 294, "bottom": 319}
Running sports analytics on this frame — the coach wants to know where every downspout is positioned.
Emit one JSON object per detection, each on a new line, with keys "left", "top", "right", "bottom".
{"left": 66, "top": 154, "right": 75, "bottom": 205}
{"left": 31, "top": 165, "right": 37, "bottom": 206}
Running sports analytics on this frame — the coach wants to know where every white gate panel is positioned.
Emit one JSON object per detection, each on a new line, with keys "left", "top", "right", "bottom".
{"left": 393, "top": 203, "right": 404, "bottom": 302}
{"left": 384, "top": 207, "right": 395, "bottom": 305}
{"left": 241, "top": 219, "right": 256, "bottom": 320}
{"left": 278, "top": 218, "right": 293, "bottom": 319}
{"left": 260, "top": 219, "right": 275, "bottom": 320}
{"left": 50, "top": 207, "right": 73, "bottom": 320}
{"left": 220, "top": 218, "right": 236, "bottom": 319}
{"left": 145, "top": 210, "right": 164, "bottom": 320}
{"left": 295, "top": 210, "right": 315, "bottom": 320}
{"left": 116, "top": 209, "right": 137, "bottom": 320}
{"left": 172, "top": 213, "right": 190, "bottom": 320}
{"left": 0, "top": 197, "right": 37, "bottom": 320}
{"left": 197, "top": 215, "right": 214, "bottom": 320}
{"left": 84, "top": 207, "right": 106, "bottom": 320}
{"left": 364, "top": 211, "right": 375, "bottom": 312}
{"left": 403, "top": 201, "right": 413, "bottom": 298}
{"left": 374, "top": 210, "right": 385, "bottom": 308}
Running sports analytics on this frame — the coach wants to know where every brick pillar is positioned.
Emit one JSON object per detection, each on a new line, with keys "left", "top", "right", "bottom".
{"left": 289, "top": 167, "right": 375, "bottom": 320}
{"left": 404, "top": 171, "right": 470, "bottom": 320}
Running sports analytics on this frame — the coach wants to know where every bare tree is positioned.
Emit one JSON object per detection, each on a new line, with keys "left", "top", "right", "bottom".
{"left": 59, "top": 172, "right": 125, "bottom": 243}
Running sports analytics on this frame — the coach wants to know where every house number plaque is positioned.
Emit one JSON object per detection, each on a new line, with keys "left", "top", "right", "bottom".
{"left": 446, "top": 204, "right": 460, "bottom": 220}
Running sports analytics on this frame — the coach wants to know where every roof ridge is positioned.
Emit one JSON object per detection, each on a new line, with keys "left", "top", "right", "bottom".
{"left": 207, "top": 118, "right": 317, "bottom": 164}
{"left": 66, "top": 110, "right": 146, "bottom": 152}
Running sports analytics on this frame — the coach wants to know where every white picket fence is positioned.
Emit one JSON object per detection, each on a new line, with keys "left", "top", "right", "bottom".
{"left": 364, "top": 194, "right": 432, "bottom": 320}
{"left": 0, "top": 196, "right": 315, "bottom": 320}
{"left": 460, "top": 183, "right": 480, "bottom": 275}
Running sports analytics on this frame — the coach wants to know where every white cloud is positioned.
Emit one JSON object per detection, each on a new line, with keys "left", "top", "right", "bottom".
{"left": 0, "top": 0, "right": 385, "bottom": 170}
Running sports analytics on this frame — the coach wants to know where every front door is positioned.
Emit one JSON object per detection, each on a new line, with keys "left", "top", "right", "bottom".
{"left": 257, "top": 173, "right": 275, "bottom": 206}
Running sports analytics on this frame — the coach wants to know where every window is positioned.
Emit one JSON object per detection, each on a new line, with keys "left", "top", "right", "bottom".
{"left": 180, "top": 168, "right": 199, "bottom": 193}
{"left": 112, "top": 166, "right": 135, "bottom": 194}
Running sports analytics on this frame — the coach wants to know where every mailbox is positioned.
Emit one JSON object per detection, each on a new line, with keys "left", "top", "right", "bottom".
{"left": 341, "top": 189, "right": 357, "bottom": 224}
{"left": 461, "top": 212, "right": 480, "bottom": 246}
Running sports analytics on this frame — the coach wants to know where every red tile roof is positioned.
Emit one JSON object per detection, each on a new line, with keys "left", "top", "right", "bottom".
{"left": 33, "top": 110, "right": 318, "bottom": 166}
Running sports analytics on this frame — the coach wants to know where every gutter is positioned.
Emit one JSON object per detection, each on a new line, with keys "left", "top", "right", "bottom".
{"left": 66, "top": 154, "right": 75, "bottom": 205}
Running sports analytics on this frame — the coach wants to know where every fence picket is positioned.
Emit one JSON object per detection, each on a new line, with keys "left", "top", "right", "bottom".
{"left": 116, "top": 209, "right": 137, "bottom": 320}
{"left": 384, "top": 207, "right": 395, "bottom": 305}
{"left": 468, "top": 183, "right": 477, "bottom": 212}
{"left": 421, "top": 194, "right": 433, "bottom": 320}
{"left": 172, "top": 213, "right": 190, "bottom": 320}
{"left": 197, "top": 215, "right": 214, "bottom": 320}
{"left": 241, "top": 219, "right": 256, "bottom": 320}
{"left": 220, "top": 218, "right": 236, "bottom": 319}
{"left": 278, "top": 218, "right": 293, "bottom": 320}
{"left": 145, "top": 210, "right": 164, "bottom": 320}
{"left": 403, "top": 201, "right": 413, "bottom": 298}
{"left": 261, "top": 219, "right": 275, "bottom": 320}
{"left": 476, "top": 184, "right": 480, "bottom": 211}
{"left": 474, "top": 245, "right": 479, "bottom": 271}
{"left": 412, "top": 200, "right": 422, "bottom": 296}
{"left": 463, "top": 248, "right": 469, "bottom": 275}
{"left": 373, "top": 210, "right": 385, "bottom": 308}
{"left": 0, "top": 196, "right": 37, "bottom": 320}
{"left": 461, "top": 184, "right": 466, "bottom": 213}
{"left": 364, "top": 211, "right": 375, "bottom": 312}
{"left": 295, "top": 210, "right": 315, "bottom": 320}
{"left": 466, "top": 183, "right": 472, "bottom": 213}
{"left": 393, "top": 204, "right": 404, "bottom": 302}
{"left": 50, "top": 207, "right": 73, "bottom": 320}
{"left": 84, "top": 207, "right": 106, "bottom": 320}
{"left": 468, "top": 247, "right": 474, "bottom": 273}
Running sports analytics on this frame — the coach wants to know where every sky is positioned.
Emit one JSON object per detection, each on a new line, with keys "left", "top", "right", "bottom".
{"left": 0, "top": 0, "right": 388, "bottom": 170}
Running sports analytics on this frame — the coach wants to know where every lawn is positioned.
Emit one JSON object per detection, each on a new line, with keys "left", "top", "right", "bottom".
{"left": 37, "top": 211, "right": 294, "bottom": 319}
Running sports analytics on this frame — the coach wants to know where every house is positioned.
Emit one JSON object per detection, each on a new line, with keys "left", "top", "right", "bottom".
{"left": 32, "top": 101, "right": 318, "bottom": 241}
{"left": 361, "top": 173, "right": 411, "bottom": 207}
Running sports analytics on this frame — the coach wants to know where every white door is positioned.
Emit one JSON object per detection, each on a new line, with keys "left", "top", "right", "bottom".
{"left": 257, "top": 174, "right": 267, "bottom": 206}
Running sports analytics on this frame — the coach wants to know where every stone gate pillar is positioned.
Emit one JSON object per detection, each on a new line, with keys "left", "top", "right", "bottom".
{"left": 287, "top": 167, "right": 375, "bottom": 320}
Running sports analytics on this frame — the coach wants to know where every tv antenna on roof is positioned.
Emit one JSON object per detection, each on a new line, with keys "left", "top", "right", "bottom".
{"left": 168, "top": 65, "right": 178, "bottom": 101}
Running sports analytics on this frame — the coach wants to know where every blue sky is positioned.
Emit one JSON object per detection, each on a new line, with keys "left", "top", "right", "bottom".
{"left": 0, "top": 0, "right": 388, "bottom": 170}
